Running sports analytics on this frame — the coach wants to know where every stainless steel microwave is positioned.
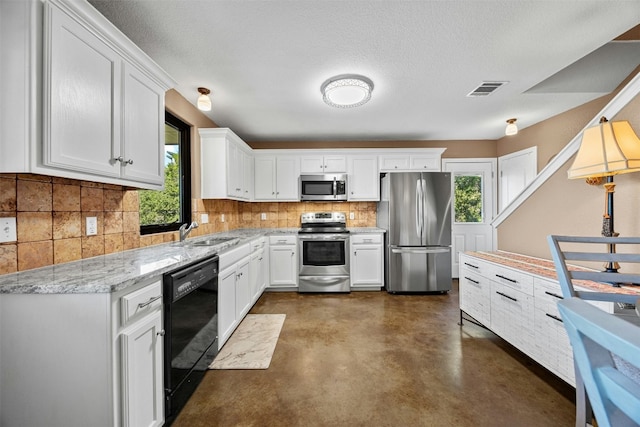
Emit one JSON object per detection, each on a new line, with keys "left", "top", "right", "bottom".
{"left": 299, "top": 174, "right": 348, "bottom": 201}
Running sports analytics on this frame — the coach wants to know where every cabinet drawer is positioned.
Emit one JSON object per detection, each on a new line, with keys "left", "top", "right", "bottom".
{"left": 534, "top": 277, "right": 565, "bottom": 307}
{"left": 459, "top": 255, "right": 493, "bottom": 279}
{"left": 220, "top": 243, "right": 251, "bottom": 270}
{"left": 351, "top": 234, "right": 382, "bottom": 245}
{"left": 269, "top": 235, "right": 297, "bottom": 246}
{"left": 251, "top": 237, "right": 266, "bottom": 251}
{"left": 491, "top": 266, "right": 534, "bottom": 296}
{"left": 121, "top": 280, "right": 162, "bottom": 326}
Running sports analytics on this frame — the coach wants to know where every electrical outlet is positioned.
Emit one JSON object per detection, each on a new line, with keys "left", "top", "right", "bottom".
{"left": 261, "top": 213, "right": 267, "bottom": 220}
{"left": 86, "top": 217, "right": 98, "bottom": 236}
{"left": 0, "top": 217, "right": 17, "bottom": 243}
{"left": 221, "top": 214, "right": 225, "bottom": 223}
{"left": 349, "top": 212, "right": 355, "bottom": 220}
{"left": 201, "top": 213, "right": 209, "bottom": 224}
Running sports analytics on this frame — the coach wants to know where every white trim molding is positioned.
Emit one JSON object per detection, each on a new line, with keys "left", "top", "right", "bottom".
{"left": 492, "top": 70, "right": 640, "bottom": 227}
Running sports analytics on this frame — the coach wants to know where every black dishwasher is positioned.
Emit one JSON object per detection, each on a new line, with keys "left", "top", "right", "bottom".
{"left": 163, "top": 254, "right": 218, "bottom": 425}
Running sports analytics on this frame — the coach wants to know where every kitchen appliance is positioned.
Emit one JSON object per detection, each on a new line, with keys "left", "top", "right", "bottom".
{"left": 299, "top": 174, "right": 348, "bottom": 201}
{"left": 163, "top": 254, "right": 219, "bottom": 425}
{"left": 298, "top": 212, "right": 350, "bottom": 292}
{"left": 377, "top": 172, "right": 452, "bottom": 293}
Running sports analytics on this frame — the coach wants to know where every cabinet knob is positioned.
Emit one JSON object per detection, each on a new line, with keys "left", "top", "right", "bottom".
{"left": 157, "top": 330, "right": 165, "bottom": 337}
{"left": 272, "top": 192, "right": 275, "bottom": 195}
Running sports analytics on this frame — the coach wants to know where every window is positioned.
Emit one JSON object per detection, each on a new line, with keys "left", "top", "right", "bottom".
{"left": 139, "top": 112, "right": 191, "bottom": 234}
{"left": 454, "top": 174, "right": 483, "bottom": 223}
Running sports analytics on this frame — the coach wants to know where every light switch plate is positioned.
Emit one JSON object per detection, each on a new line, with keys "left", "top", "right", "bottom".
{"left": 201, "top": 213, "right": 209, "bottom": 224}
{"left": 349, "top": 212, "right": 355, "bottom": 220}
{"left": 86, "top": 217, "right": 98, "bottom": 236}
{"left": 221, "top": 214, "right": 225, "bottom": 223}
{"left": 261, "top": 213, "right": 267, "bottom": 220}
{"left": 0, "top": 217, "right": 17, "bottom": 243}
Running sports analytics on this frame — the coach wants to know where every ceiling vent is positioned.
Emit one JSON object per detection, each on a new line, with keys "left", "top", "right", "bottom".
{"left": 467, "top": 81, "right": 508, "bottom": 97}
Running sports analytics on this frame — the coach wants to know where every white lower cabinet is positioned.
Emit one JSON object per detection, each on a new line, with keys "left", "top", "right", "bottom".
{"left": 268, "top": 235, "right": 298, "bottom": 289}
{"left": 219, "top": 243, "right": 251, "bottom": 348}
{"left": 120, "top": 309, "right": 164, "bottom": 427}
{"left": 0, "top": 279, "right": 164, "bottom": 426}
{"left": 350, "top": 233, "right": 383, "bottom": 290}
{"left": 249, "top": 237, "right": 268, "bottom": 303}
{"left": 459, "top": 253, "right": 616, "bottom": 388}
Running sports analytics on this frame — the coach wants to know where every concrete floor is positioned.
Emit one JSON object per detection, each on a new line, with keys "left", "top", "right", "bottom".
{"left": 173, "top": 281, "right": 576, "bottom": 426}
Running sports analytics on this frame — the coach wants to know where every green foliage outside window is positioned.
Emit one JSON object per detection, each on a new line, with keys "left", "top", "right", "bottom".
{"left": 454, "top": 175, "right": 482, "bottom": 223}
{"left": 139, "top": 151, "right": 180, "bottom": 226}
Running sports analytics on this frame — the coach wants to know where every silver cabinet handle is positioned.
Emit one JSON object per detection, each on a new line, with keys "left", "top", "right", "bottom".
{"left": 115, "top": 156, "right": 134, "bottom": 165}
{"left": 138, "top": 295, "right": 161, "bottom": 308}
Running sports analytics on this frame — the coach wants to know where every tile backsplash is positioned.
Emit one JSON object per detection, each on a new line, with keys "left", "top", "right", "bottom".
{"left": 0, "top": 173, "right": 377, "bottom": 274}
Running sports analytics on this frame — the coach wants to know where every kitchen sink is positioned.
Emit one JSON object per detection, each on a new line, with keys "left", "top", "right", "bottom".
{"left": 190, "top": 237, "right": 237, "bottom": 247}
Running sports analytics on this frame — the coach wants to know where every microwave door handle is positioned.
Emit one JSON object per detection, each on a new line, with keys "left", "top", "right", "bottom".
{"left": 333, "top": 177, "right": 337, "bottom": 199}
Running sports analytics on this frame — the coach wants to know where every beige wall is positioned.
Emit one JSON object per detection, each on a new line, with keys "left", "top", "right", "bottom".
{"left": 497, "top": 75, "right": 640, "bottom": 259}
{"left": 249, "top": 139, "right": 497, "bottom": 158}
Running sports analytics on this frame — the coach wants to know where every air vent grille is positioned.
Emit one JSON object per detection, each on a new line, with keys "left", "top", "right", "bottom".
{"left": 467, "top": 81, "right": 508, "bottom": 97}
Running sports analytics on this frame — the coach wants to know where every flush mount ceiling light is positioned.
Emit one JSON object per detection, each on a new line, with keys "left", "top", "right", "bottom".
{"left": 197, "top": 87, "right": 212, "bottom": 111}
{"left": 505, "top": 118, "right": 518, "bottom": 136}
{"left": 321, "top": 74, "right": 373, "bottom": 108}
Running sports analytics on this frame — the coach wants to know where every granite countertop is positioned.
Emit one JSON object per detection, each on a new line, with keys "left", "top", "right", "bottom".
{"left": 0, "top": 228, "right": 299, "bottom": 295}
{"left": 0, "top": 227, "right": 385, "bottom": 295}
{"left": 466, "top": 250, "right": 640, "bottom": 297}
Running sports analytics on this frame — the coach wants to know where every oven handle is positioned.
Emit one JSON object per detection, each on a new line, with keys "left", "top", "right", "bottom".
{"left": 299, "top": 235, "right": 349, "bottom": 241}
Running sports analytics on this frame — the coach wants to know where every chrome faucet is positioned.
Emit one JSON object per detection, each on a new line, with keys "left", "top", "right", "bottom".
{"left": 179, "top": 221, "right": 199, "bottom": 242}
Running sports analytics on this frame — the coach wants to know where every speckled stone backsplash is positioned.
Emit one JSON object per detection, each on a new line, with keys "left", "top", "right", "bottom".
{"left": 0, "top": 173, "right": 377, "bottom": 274}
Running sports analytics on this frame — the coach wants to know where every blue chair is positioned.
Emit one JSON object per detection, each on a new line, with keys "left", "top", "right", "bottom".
{"left": 557, "top": 297, "right": 640, "bottom": 427}
{"left": 548, "top": 235, "right": 640, "bottom": 427}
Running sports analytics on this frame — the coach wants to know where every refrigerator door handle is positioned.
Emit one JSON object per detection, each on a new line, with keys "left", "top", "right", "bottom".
{"left": 415, "top": 179, "right": 422, "bottom": 239}
{"left": 391, "top": 247, "right": 450, "bottom": 254}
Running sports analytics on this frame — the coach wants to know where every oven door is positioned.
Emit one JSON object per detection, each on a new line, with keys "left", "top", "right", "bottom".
{"left": 299, "top": 234, "right": 349, "bottom": 276}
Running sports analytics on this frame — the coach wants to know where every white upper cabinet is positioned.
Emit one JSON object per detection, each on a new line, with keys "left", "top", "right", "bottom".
{"left": 200, "top": 128, "right": 253, "bottom": 200}
{"left": 0, "top": 0, "right": 174, "bottom": 189}
{"left": 254, "top": 155, "right": 300, "bottom": 201}
{"left": 347, "top": 155, "right": 379, "bottom": 201}
{"left": 378, "top": 149, "right": 446, "bottom": 172}
{"left": 300, "top": 155, "right": 347, "bottom": 173}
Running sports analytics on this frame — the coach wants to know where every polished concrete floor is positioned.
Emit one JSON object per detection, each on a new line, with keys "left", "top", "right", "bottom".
{"left": 174, "top": 281, "right": 576, "bottom": 426}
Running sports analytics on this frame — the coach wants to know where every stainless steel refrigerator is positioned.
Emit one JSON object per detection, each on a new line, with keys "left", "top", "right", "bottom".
{"left": 377, "top": 172, "right": 452, "bottom": 293}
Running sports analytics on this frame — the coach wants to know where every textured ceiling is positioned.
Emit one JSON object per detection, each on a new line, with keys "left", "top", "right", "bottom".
{"left": 88, "top": 0, "right": 640, "bottom": 142}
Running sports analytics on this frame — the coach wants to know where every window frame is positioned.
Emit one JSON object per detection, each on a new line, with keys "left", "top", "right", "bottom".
{"left": 140, "top": 111, "right": 192, "bottom": 235}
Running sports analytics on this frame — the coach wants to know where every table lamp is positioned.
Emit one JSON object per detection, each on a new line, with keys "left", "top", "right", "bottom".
{"left": 568, "top": 116, "right": 640, "bottom": 272}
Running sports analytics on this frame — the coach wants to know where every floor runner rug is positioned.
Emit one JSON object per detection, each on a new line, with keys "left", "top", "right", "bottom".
{"left": 209, "top": 314, "right": 285, "bottom": 370}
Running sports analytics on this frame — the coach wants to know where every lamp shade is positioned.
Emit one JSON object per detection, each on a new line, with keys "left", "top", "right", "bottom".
{"left": 568, "top": 119, "right": 640, "bottom": 180}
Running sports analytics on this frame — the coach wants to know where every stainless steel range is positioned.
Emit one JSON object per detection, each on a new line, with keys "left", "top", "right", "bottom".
{"left": 298, "top": 212, "right": 350, "bottom": 293}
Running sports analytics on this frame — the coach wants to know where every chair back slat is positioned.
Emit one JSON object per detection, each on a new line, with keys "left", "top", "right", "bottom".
{"left": 570, "top": 271, "right": 640, "bottom": 285}
{"left": 562, "top": 251, "right": 640, "bottom": 263}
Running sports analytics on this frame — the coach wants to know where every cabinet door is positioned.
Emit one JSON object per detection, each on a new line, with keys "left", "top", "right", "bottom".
{"left": 45, "top": 3, "right": 121, "bottom": 177}
{"left": 254, "top": 156, "right": 277, "bottom": 200}
{"left": 120, "top": 310, "right": 164, "bottom": 427}
{"left": 379, "top": 156, "right": 410, "bottom": 171}
{"left": 410, "top": 155, "right": 439, "bottom": 171}
{"left": 250, "top": 249, "right": 265, "bottom": 303}
{"left": 243, "top": 151, "right": 253, "bottom": 200}
{"left": 269, "top": 246, "right": 297, "bottom": 287}
{"left": 227, "top": 142, "right": 243, "bottom": 198}
{"left": 235, "top": 259, "right": 251, "bottom": 320}
{"left": 218, "top": 266, "right": 237, "bottom": 347}
{"left": 275, "top": 157, "right": 300, "bottom": 200}
{"left": 300, "top": 155, "right": 324, "bottom": 173}
{"left": 323, "top": 156, "right": 347, "bottom": 173}
{"left": 121, "top": 62, "right": 165, "bottom": 185}
{"left": 351, "top": 245, "right": 382, "bottom": 287}
{"left": 348, "top": 155, "right": 379, "bottom": 201}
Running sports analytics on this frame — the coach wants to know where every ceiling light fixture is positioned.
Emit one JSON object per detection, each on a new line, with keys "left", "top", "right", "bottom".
{"left": 321, "top": 74, "right": 373, "bottom": 108}
{"left": 505, "top": 118, "right": 518, "bottom": 136}
{"left": 197, "top": 87, "right": 212, "bottom": 111}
